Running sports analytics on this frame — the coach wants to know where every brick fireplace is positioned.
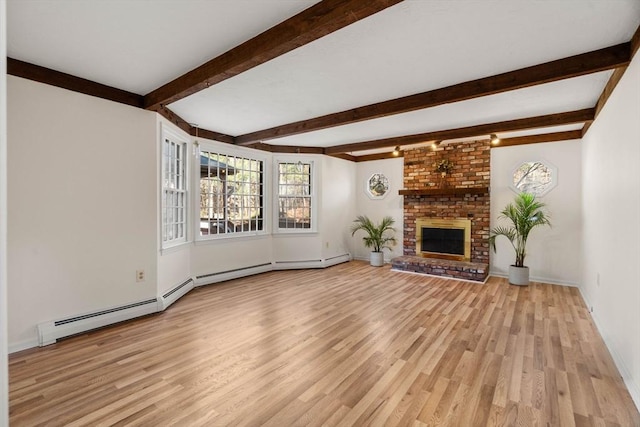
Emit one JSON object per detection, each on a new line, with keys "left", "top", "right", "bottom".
{"left": 392, "top": 139, "right": 490, "bottom": 281}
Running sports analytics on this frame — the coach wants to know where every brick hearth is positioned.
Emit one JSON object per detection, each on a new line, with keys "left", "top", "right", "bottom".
{"left": 391, "top": 255, "right": 488, "bottom": 282}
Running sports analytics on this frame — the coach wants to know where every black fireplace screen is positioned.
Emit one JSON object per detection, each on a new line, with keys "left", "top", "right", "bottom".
{"left": 421, "top": 227, "right": 465, "bottom": 255}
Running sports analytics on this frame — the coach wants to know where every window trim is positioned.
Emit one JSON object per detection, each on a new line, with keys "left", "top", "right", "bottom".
{"left": 273, "top": 156, "right": 318, "bottom": 234}
{"left": 160, "top": 125, "right": 190, "bottom": 250}
{"left": 195, "top": 141, "right": 269, "bottom": 241}
{"left": 510, "top": 159, "right": 558, "bottom": 197}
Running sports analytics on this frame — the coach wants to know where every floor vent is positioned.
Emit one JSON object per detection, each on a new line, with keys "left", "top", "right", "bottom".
{"left": 36, "top": 298, "right": 158, "bottom": 346}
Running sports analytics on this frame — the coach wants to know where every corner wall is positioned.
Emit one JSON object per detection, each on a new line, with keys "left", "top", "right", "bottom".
{"left": 490, "top": 139, "right": 582, "bottom": 285}
{"left": 1, "top": 0, "right": 9, "bottom": 422}
{"left": 581, "top": 52, "right": 640, "bottom": 408}
{"left": 353, "top": 157, "right": 404, "bottom": 262}
{"left": 7, "top": 76, "right": 158, "bottom": 350}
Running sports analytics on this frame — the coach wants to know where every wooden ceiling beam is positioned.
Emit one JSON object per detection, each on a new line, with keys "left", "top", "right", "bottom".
{"left": 156, "top": 105, "right": 192, "bottom": 136}
{"left": 493, "top": 130, "right": 582, "bottom": 148}
{"left": 7, "top": 58, "right": 144, "bottom": 108}
{"left": 242, "top": 142, "right": 325, "bottom": 154}
{"left": 353, "top": 151, "right": 404, "bottom": 162}
{"left": 324, "top": 108, "right": 594, "bottom": 154}
{"left": 143, "top": 0, "right": 403, "bottom": 110}
{"left": 236, "top": 43, "right": 629, "bottom": 145}
{"left": 157, "top": 105, "right": 236, "bottom": 144}
{"left": 328, "top": 153, "right": 357, "bottom": 162}
{"left": 631, "top": 23, "right": 640, "bottom": 58}
{"left": 269, "top": 145, "right": 325, "bottom": 155}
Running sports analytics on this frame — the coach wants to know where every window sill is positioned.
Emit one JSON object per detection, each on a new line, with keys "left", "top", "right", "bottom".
{"left": 160, "top": 240, "right": 191, "bottom": 255}
{"left": 272, "top": 230, "right": 319, "bottom": 236}
{"left": 194, "top": 231, "right": 270, "bottom": 245}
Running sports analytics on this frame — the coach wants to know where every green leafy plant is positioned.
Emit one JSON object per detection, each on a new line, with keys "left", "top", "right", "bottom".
{"left": 434, "top": 159, "right": 454, "bottom": 175}
{"left": 351, "top": 215, "right": 397, "bottom": 253}
{"left": 489, "top": 192, "right": 551, "bottom": 267}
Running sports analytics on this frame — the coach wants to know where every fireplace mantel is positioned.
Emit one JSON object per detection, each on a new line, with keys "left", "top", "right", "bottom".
{"left": 398, "top": 187, "right": 489, "bottom": 196}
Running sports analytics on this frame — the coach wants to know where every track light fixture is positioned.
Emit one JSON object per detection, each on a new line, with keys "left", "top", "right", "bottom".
{"left": 490, "top": 134, "right": 500, "bottom": 145}
{"left": 431, "top": 140, "right": 442, "bottom": 150}
{"left": 392, "top": 146, "right": 401, "bottom": 156}
{"left": 192, "top": 124, "right": 200, "bottom": 155}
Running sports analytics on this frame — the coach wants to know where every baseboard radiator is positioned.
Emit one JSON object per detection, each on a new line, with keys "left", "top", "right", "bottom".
{"left": 194, "top": 263, "right": 273, "bottom": 287}
{"left": 158, "top": 278, "right": 194, "bottom": 311}
{"left": 35, "top": 255, "right": 351, "bottom": 347}
{"left": 272, "top": 253, "right": 351, "bottom": 270}
{"left": 36, "top": 298, "right": 158, "bottom": 346}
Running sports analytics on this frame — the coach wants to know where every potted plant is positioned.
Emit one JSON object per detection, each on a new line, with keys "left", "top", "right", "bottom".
{"left": 351, "top": 215, "right": 397, "bottom": 267}
{"left": 489, "top": 192, "right": 551, "bottom": 285}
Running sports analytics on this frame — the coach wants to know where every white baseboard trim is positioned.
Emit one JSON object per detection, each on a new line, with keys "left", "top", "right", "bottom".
{"left": 35, "top": 298, "right": 159, "bottom": 347}
{"left": 323, "top": 253, "right": 351, "bottom": 267}
{"left": 158, "top": 278, "right": 194, "bottom": 311}
{"left": 11, "top": 256, "right": 354, "bottom": 353}
{"left": 9, "top": 339, "right": 39, "bottom": 354}
{"left": 352, "top": 255, "right": 394, "bottom": 264}
{"left": 577, "top": 287, "right": 640, "bottom": 411}
{"left": 273, "top": 253, "right": 351, "bottom": 270}
{"left": 489, "top": 270, "right": 579, "bottom": 287}
{"left": 194, "top": 263, "right": 273, "bottom": 287}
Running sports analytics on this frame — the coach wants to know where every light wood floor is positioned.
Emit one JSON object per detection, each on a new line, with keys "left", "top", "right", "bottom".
{"left": 9, "top": 261, "right": 640, "bottom": 426}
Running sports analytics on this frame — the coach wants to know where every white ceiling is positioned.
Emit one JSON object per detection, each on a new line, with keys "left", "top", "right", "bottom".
{"left": 7, "top": 0, "right": 640, "bottom": 153}
{"left": 7, "top": 0, "right": 320, "bottom": 94}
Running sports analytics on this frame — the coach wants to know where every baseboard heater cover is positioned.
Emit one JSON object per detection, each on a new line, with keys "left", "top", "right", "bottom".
{"left": 158, "top": 278, "right": 194, "bottom": 311}
{"left": 36, "top": 298, "right": 158, "bottom": 346}
{"left": 273, "top": 253, "right": 351, "bottom": 270}
{"left": 194, "top": 263, "right": 273, "bottom": 286}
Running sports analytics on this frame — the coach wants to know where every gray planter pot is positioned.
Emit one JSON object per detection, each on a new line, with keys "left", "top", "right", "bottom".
{"left": 509, "top": 265, "right": 530, "bottom": 286}
{"left": 370, "top": 251, "right": 384, "bottom": 267}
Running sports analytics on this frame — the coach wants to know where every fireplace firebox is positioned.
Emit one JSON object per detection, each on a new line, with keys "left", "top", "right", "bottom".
{"left": 416, "top": 218, "right": 471, "bottom": 261}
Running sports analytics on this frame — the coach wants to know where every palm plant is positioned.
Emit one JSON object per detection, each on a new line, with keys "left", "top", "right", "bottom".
{"left": 489, "top": 192, "right": 551, "bottom": 267}
{"left": 351, "top": 215, "right": 397, "bottom": 253}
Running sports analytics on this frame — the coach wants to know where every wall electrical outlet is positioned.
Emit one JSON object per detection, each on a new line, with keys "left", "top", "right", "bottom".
{"left": 136, "top": 270, "right": 145, "bottom": 282}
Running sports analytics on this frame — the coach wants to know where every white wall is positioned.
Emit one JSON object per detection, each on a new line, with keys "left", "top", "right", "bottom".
{"left": 156, "top": 118, "right": 192, "bottom": 296}
{"left": 7, "top": 76, "right": 158, "bottom": 350}
{"left": 353, "top": 158, "right": 404, "bottom": 262}
{"left": 191, "top": 151, "right": 355, "bottom": 277}
{"left": 490, "top": 140, "right": 582, "bottom": 285}
{"left": 272, "top": 153, "right": 323, "bottom": 265}
{"left": 320, "top": 155, "right": 356, "bottom": 260}
{"left": 581, "top": 52, "right": 640, "bottom": 408}
{"left": 6, "top": 83, "right": 358, "bottom": 352}
{"left": 1, "top": 0, "right": 9, "bottom": 423}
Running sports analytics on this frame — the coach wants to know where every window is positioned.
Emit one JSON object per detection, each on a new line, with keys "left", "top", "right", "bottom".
{"left": 161, "top": 129, "right": 188, "bottom": 247}
{"left": 277, "top": 162, "right": 313, "bottom": 230}
{"left": 365, "top": 173, "right": 390, "bottom": 199}
{"left": 511, "top": 161, "right": 557, "bottom": 196}
{"left": 199, "top": 148, "right": 264, "bottom": 237}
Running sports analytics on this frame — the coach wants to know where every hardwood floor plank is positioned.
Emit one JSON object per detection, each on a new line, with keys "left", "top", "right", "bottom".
{"left": 8, "top": 262, "right": 638, "bottom": 426}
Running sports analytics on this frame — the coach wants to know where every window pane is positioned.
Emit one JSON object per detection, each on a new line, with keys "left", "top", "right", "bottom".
{"left": 278, "top": 162, "right": 312, "bottom": 229}
{"left": 161, "top": 133, "right": 187, "bottom": 246}
{"left": 199, "top": 150, "right": 264, "bottom": 237}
